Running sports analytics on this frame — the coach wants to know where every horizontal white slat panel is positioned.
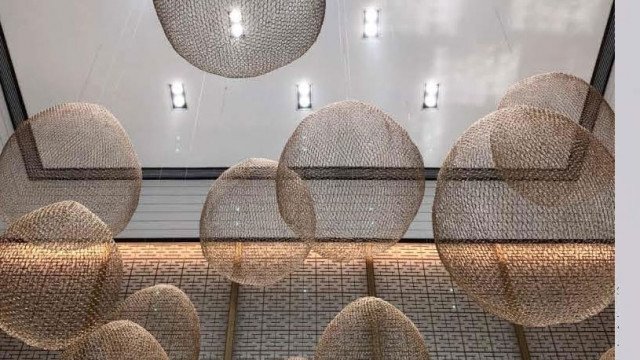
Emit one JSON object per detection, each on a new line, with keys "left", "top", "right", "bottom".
{"left": 0, "top": 180, "right": 436, "bottom": 239}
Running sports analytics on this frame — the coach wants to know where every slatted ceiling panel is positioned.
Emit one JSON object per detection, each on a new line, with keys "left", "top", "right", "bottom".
{"left": 118, "top": 179, "right": 436, "bottom": 240}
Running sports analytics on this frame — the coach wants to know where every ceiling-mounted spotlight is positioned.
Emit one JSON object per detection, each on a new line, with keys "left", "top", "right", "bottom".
{"left": 170, "top": 82, "right": 187, "bottom": 109}
{"left": 229, "top": 8, "right": 244, "bottom": 38}
{"left": 423, "top": 81, "right": 440, "bottom": 109}
{"left": 363, "top": 8, "right": 380, "bottom": 38}
{"left": 297, "top": 82, "right": 312, "bottom": 110}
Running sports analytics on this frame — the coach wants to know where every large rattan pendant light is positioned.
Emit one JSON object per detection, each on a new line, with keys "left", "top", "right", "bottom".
{"left": 277, "top": 101, "right": 425, "bottom": 262}
{"left": 61, "top": 320, "right": 169, "bottom": 360}
{"left": 0, "top": 103, "right": 142, "bottom": 236}
{"left": 153, "top": 0, "right": 326, "bottom": 78}
{"left": 600, "top": 347, "right": 615, "bottom": 360}
{"left": 200, "top": 158, "right": 315, "bottom": 287}
{"left": 432, "top": 106, "right": 614, "bottom": 327}
{"left": 115, "top": 285, "right": 201, "bottom": 360}
{"left": 499, "top": 72, "right": 615, "bottom": 155}
{"left": 315, "top": 297, "right": 430, "bottom": 360}
{"left": 0, "top": 201, "right": 123, "bottom": 350}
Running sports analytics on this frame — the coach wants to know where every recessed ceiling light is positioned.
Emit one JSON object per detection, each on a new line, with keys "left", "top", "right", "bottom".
{"left": 169, "top": 82, "right": 187, "bottom": 110}
{"left": 363, "top": 8, "right": 380, "bottom": 38}
{"left": 423, "top": 81, "right": 440, "bottom": 109}
{"left": 297, "top": 81, "right": 312, "bottom": 110}
{"left": 229, "top": 8, "right": 244, "bottom": 38}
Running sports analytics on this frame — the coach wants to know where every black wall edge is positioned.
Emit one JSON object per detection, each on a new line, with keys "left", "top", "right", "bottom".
{"left": 590, "top": 1, "right": 615, "bottom": 94}
{"left": 0, "top": 21, "right": 27, "bottom": 128}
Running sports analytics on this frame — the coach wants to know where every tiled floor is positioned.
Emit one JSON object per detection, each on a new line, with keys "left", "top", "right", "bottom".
{"left": 0, "top": 243, "right": 613, "bottom": 360}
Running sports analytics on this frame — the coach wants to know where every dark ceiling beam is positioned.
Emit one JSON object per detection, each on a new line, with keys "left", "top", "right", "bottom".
{"left": 0, "top": 21, "right": 27, "bottom": 128}
{"left": 591, "top": 1, "right": 615, "bottom": 94}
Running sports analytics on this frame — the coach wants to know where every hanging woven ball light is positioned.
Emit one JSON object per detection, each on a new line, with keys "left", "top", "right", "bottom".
{"left": 61, "top": 320, "right": 169, "bottom": 360}
{"left": 315, "top": 297, "right": 430, "bottom": 360}
{"left": 600, "top": 347, "right": 615, "bottom": 360}
{"left": 499, "top": 72, "right": 614, "bottom": 155}
{"left": 115, "top": 285, "right": 200, "bottom": 360}
{"left": 277, "top": 101, "right": 425, "bottom": 262}
{"left": 0, "top": 102, "right": 142, "bottom": 236}
{"left": 433, "top": 106, "right": 614, "bottom": 327}
{"left": 0, "top": 201, "right": 123, "bottom": 350}
{"left": 200, "top": 158, "right": 315, "bottom": 287}
{"left": 153, "top": 0, "right": 326, "bottom": 78}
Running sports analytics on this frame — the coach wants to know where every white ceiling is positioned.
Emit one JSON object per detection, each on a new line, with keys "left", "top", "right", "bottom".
{"left": 0, "top": 0, "right": 612, "bottom": 167}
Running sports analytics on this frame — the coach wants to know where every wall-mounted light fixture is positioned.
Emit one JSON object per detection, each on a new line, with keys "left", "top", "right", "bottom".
{"left": 229, "top": 8, "right": 244, "bottom": 38}
{"left": 423, "top": 81, "right": 440, "bottom": 109}
{"left": 297, "top": 81, "right": 312, "bottom": 110}
{"left": 170, "top": 82, "right": 187, "bottom": 110}
{"left": 363, "top": 8, "right": 380, "bottom": 38}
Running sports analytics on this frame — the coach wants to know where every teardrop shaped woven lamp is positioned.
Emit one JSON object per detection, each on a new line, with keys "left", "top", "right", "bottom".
{"left": 61, "top": 320, "right": 169, "bottom": 360}
{"left": 0, "top": 103, "right": 142, "bottom": 236}
{"left": 499, "top": 72, "right": 614, "bottom": 155}
{"left": 115, "top": 285, "right": 200, "bottom": 360}
{"left": 200, "top": 158, "right": 315, "bottom": 287}
{"left": 433, "top": 106, "right": 614, "bottom": 327}
{"left": 0, "top": 201, "right": 123, "bottom": 350}
{"left": 277, "top": 101, "right": 425, "bottom": 262}
{"left": 153, "top": 0, "right": 326, "bottom": 78}
{"left": 315, "top": 297, "right": 430, "bottom": 360}
{"left": 600, "top": 347, "right": 615, "bottom": 360}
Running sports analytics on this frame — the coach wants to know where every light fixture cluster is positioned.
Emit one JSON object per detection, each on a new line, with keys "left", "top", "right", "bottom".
{"left": 170, "top": 82, "right": 187, "bottom": 110}
{"left": 423, "top": 81, "right": 440, "bottom": 109}
{"left": 363, "top": 8, "right": 380, "bottom": 38}
{"left": 297, "top": 81, "right": 313, "bottom": 110}
{"left": 229, "top": 8, "right": 244, "bottom": 38}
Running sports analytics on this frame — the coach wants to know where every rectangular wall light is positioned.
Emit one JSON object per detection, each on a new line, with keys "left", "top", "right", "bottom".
{"left": 423, "top": 81, "right": 440, "bottom": 109}
{"left": 363, "top": 8, "right": 380, "bottom": 38}
{"left": 170, "top": 82, "right": 187, "bottom": 110}
{"left": 297, "top": 81, "right": 312, "bottom": 110}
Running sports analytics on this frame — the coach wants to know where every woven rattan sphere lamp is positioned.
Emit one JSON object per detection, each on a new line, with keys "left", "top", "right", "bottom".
{"left": 499, "top": 72, "right": 615, "bottom": 155}
{"left": 115, "top": 285, "right": 200, "bottom": 360}
{"left": 315, "top": 297, "right": 429, "bottom": 360}
{"left": 600, "top": 347, "right": 615, "bottom": 360}
{"left": 200, "top": 158, "right": 315, "bottom": 287}
{"left": 61, "top": 320, "right": 169, "bottom": 360}
{"left": 0, "top": 102, "right": 142, "bottom": 236}
{"left": 277, "top": 101, "right": 425, "bottom": 262}
{"left": 153, "top": 0, "right": 326, "bottom": 78}
{"left": 433, "top": 106, "right": 614, "bottom": 327}
{"left": 0, "top": 201, "right": 123, "bottom": 350}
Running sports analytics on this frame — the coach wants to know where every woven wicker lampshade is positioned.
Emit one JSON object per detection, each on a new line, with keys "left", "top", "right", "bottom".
{"left": 0, "top": 201, "right": 123, "bottom": 350}
{"left": 315, "top": 297, "right": 429, "bottom": 360}
{"left": 115, "top": 285, "right": 200, "bottom": 360}
{"left": 600, "top": 347, "right": 615, "bottom": 360}
{"left": 433, "top": 106, "right": 614, "bottom": 327}
{"left": 277, "top": 101, "right": 425, "bottom": 262}
{"left": 61, "top": 320, "right": 169, "bottom": 360}
{"left": 0, "top": 103, "right": 142, "bottom": 236}
{"left": 499, "top": 72, "right": 614, "bottom": 155}
{"left": 200, "top": 158, "right": 315, "bottom": 287}
{"left": 153, "top": 0, "right": 326, "bottom": 78}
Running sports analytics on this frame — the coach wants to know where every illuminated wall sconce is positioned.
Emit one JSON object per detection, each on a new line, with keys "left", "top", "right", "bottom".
{"left": 170, "top": 82, "right": 187, "bottom": 110}
{"left": 297, "top": 81, "right": 312, "bottom": 110}
{"left": 423, "top": 81, "right": 440, "bottom": 109}
{"left": 363, "top": 8, "right": 380, "bottom": 38}
{"left": 229, "top": 8, "right": 244, "bottom": 38}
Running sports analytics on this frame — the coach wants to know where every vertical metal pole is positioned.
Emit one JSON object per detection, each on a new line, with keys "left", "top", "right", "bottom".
{"left": 514, "top": 324, "right": 531, "bottom": 360}
{"left": 366, "top": 255, "right": 377, "bottom": 297}
{"left": 224, "top": 281, "right": 239, "bottom": 360}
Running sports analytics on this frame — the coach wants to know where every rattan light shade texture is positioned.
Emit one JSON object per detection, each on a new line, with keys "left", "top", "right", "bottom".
{"left": 0, "top": 102, "right": 142, "bottom": 235}
{"left": 153, "top": 0, "right": 326, "bottom": 78}
{"left": 278, "top": 101, "right": 425, "bottom": 262}
{"left": 0, "top": 201, "right": 123, "bottom": 350}
{"left": 61, "top": 320, "right": 169, "bottom": 360}
{"left": 200, "top": 158, "right": 315, "bottom": 287}
{"left": 315, "top": 297, "right": 429, "bottom": 360}
{"left": 499, "top": 72, "right": 615, "bottom": 156}
{"left": 433, "top": 106, "right": 614, "bottom": 327}
{"left": 115, "top": 285, "right": 200, "bottom": 360}
{"left": 600, "top": 347, "right": 615, "bottom": 360}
